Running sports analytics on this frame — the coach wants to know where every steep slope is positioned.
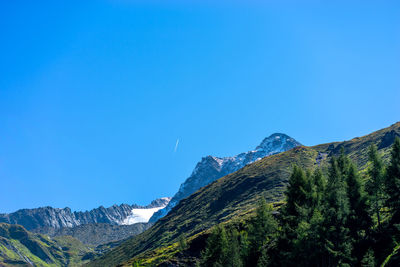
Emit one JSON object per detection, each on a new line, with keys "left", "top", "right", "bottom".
{"left": 0, "top": 198, "right": 170, "bottom": 233}
{"left": 150, "top": 133, "right": 301, "bottom": 222}
{"left": 49, "top": 223, "right": 152, "bottom": 246}
{"left": 0, "top": 223, "right": 95, "bottom": 267}
{"left": 87, "top": 122, "right": 400, "bottom": 267}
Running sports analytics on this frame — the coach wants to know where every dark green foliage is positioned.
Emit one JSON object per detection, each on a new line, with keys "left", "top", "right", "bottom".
{"left": 311, "top": 168, "right": 326, "bottom": 208}
{"left": 200, "top": 199, "right": 277, "bottom": 267}
{"left": 280, "top": 166, "right": 310, "bottom": 227}
{"left": 246, "top": 199, "right": 277, "bottom": 266}
{"left": 385, "top": 137, "right": 400, "bottom": 226}
{"left": 87, "top": 122, "right": 400, "bottom": 267}
{"left": 367, "top": 144, "right": 386, "bottom": 228}
{"left": 200, "top": 225, "right": 230, "bottom": 267}
{"left": 346, "top": 162, "right": 372, "bottom": 262}
{"left": 361, "top": 248, "right": 376, "bottom": 267}
{"left": 178, "top": 234, "right": 188, "bottom": 251}
{"left": 319, "top": 156, "right": 352, "bottom": 266}
{"left": 199, "top": 145, "right": 400, "bottom": 266}
{"left": 276, "top": 166, "right": 316, "bottom": 265}
{"left": 227, "top": 229, "right": 243, "bottom": 267}
{"left": 87, "top": 147, "right": 319, "bottom": 267}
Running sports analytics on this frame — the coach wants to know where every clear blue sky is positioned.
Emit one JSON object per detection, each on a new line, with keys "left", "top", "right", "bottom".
{"left": 1, "top": 1, "right": 399, "bottom": 213}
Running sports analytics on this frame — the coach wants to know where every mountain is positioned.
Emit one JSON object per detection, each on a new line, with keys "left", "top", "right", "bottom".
{"left": 49, "top": 223, "right": 152, "bottom": 246}
{"left": 0, "top": 222, "right": 96, "bottom": 267}
{"left": 87, "top": 122, "right": 400, "bottom": 267}
{"left": 0, "top": 198, "right": 170, "bottom": 233}
{"left": 150, "top": 133, "right": 301, "bottom": 222}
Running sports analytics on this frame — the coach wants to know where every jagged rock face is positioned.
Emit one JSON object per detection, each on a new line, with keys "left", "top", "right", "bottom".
{"left": 0, "top": 198, "right": 171, "bottom": 232}
{"left": 150, "top": 133, "right": 301, "bottom": 222}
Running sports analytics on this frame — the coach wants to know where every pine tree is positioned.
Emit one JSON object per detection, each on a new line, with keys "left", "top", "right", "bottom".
{"left": 307, "top": 207, "right": 326, "bottom": 266}
{"left": 257, "top": 247, "right": 270, "bottom": 267}
{"left": 346, "top": 162, "right": 372, "bottom": 262}
{"left": 361, "top": 248, "right": 376, "bottom": 267}
{"left": 275, "top": 165, "right": 315, "bottom": 266}
{"left": 385, "top": 137, "right": 400, "bottom": 225}
{"left": 239, "top": 230, "right": 249, "bottom": 262}
{"left": 337, "top": 148, "right": 351, "bottom": 175}
{"left": 290, "top": 168, "right": 328, "bottom": 267}
{"left": 246, "top": 198, "right": 277, "bottom": 267}
{"left": 227, "top": 229, "right": 243, "bottom": 267}
{"left": 280, "top": 165, "right": 310, "bottom": 228}
{"left": 311, "top": 168, "right": 326, "bottom": 208}
{"left": 178, "top": 234, "right": 188, "bottom": 251}
{"left": 366, "top": 144, "right": 385, "bottom": 228}
{"left": 321, "top": 156, "right": 352, "bottom": 266}
{"left": 200, "top": 225, "right": 229, "bottom": 267}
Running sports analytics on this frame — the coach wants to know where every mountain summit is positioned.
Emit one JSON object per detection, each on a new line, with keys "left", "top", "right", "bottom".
{"left": 0, "top": 197, "right": 171, "bottom": 232}
{"left": 150, "top": 133, "right": 301, "bottom": 222}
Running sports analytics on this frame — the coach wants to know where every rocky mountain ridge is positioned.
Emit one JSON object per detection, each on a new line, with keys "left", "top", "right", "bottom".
{"left": 88, "top": 122, "right": 400, "bottom": 267}
{"left": 150, "top": 133, "right": 301, "bottom": 222}
{"left": 0, "top": 197, "right": 170, "bottom": 232}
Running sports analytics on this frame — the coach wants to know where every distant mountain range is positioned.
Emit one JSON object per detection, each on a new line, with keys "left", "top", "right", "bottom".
{"left": 6, "top": 124, "right": 400, "bottom": 267}
{"left": 0, "top": 197, "right": 170, "bottom": 248}
{"left": 150, "top": 133, "right": 301, "bottom": 222}
{"left": 0, "top": 198, "right": 170, "bottom": 232}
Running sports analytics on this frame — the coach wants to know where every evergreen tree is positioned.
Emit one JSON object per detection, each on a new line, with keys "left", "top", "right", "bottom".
{"left": 321, "top": 156, "right": 352, "bottom": 266}
{"left": 337, "top": 148, "right": 351, "bottom": 175}
{"left": 366, "top": 144, "right": 385, "bottom": 228}
{"left": 280, "top": 165, "right": 310, "bottom": 228}
{"left": 385, "top": 137, "right": 400, "bottom": 226}
{"left": 200, "top": 225, "right": 229, "bottom": 267}
{"left": 311, "top": 168, "right": 326, "bottom": 208}
{"left": 290, "top": 169, "right": 327, "bottom": 267}
{"left": 307, "top": 207, "right": 326, "bottom": 266}
{"left": 178, "top": 234, "right": 188, "bottom": 251}
{"left": 239, "top": 230, "right": 249, "bottom": 262}
{"left": 361, "top": 248, "right": 376, "bottom": 267}
{"left": 227, "top": 229, "right": 243, "bottom": 267}
{"left": 275, "top": 166, "right": 315, "bottom": 266}
{"left": 346, "top": 162, "right": 372, "bottom": 263}
{"left": 257, "top": 247, "right": 270, "bottom": 267}
{"left": 246, "top": 198, "right": 277, "bottom": 267}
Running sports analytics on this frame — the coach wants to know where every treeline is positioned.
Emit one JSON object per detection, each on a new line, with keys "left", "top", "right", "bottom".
{"left": 199, "top": 138, "right": 400, "bottom": 267}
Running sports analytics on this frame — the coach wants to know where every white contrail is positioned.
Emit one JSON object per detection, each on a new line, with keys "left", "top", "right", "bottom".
{"left": 174, "top": 139, "right": 180, "bottom": 153}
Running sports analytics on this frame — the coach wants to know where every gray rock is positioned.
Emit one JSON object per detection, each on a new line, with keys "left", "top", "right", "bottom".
{"left": 0, "top": 197, "right": 170, "bottom": 232}
{"left": 150, "top": 133, "right": 301, "bottom": 222}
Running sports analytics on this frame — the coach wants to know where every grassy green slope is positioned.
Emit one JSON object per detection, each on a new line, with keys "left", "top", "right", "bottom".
{"left": 0, "top": 223, "right": 95, "bottom": 267}
{"left": 88, "top": 122, "right": 400, "bottom": 267}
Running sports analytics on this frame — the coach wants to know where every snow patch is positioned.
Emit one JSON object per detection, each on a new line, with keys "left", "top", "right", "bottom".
{"left": 121, "top": 206, "right": 166, "bottom": 225}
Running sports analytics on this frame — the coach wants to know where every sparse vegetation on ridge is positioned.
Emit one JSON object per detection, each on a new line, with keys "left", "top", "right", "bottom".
{"left": 87, "top": 123, "right": 400, "bottom": 267}
{"left": 0, "top": 223, "right": 97, "bottom": 266}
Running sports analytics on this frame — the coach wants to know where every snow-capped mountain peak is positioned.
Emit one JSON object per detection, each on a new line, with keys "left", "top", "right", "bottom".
{"left": 0, "top": 197, "right": 171, "bottom": 231}
{"left": 256, "top": 133, "right": 300, "bottom": 152}
{"left": 149, "top": 133, "right": 301, "bottom": 222}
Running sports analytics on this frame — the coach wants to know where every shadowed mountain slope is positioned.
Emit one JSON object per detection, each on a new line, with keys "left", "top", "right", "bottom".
{"left": 48, "top": 223, "right": 152, "bottom": 247}
{"left": 0, "top": 223, "right": 95, "bottom": 267}
{"left": 150, "top": 133, "right": 301, "bottom": 222}
{"left": 88, "top": 122, "right": 400, "bottom": 267}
